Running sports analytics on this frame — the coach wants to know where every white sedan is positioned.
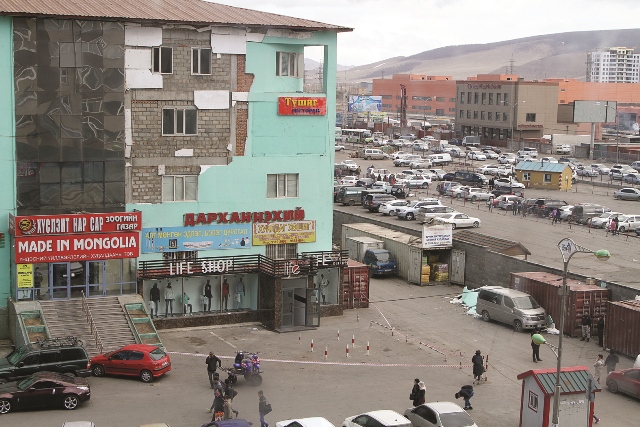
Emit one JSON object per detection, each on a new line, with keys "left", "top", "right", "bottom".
{"left": 463, "top": 187, "right": 493, "bottom": 201}
{"left": 498, "top": 155, "right": 517, "bottom": 164}
{"left": 435, "top": 213, "right": 481, "bottom": 229}
{"left": 340, "top": 160, "right": 359, "bottom": 171}
{"left": 390, "top": 151, "right": 410, "bottom": 160}
{"left": 449, "top": 186, "right": 469, "bottom": 198}
{"left": 379, "top": 200, "right": 411, "bottom": 216}
{"left": 429, "top": 169, "right": 447, "bottom": 180}
{"left": 343, "top": 411, "right": 411, "bottom": 427}
{"left": 482, "top": 149, "right": 499, "bottom": 159}
{"left": 340, "top": 176, "right": 358, "bottom": 185}
{"left": 406, "top": 175, "right": 432, "bottom": 188}
{"left": 494, "top": 178, "right": 525, "bottom": 190}
{"left": 590, "top": 164, "right": 611, "bottom": 175}
{"left": 467, "top": 151, "right": 487, "bottom": 161}
{"left": 477, "top": 164, "right": 500, "bottom": 175}
{"left": 591, "top": 211, "right": 624, "bottom": 228}
{"left": 335, "top": 144, "right": 345, "bottom": 151}
{"left": 404, "top": 402, "right": 478, "bottom": 427}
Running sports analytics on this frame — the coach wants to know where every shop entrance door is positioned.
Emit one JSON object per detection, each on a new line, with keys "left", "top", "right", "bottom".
{"left": 282, "top": 289, "right": 294, "bottom": 328}
{"left": 305, "top": 288, "right": 320, "bottom": 327}
{"left": 87, "top": 261, "right": 106, "bottom": 297}
{"left": 50, "top": 263, "right": 70, "bottom": 299}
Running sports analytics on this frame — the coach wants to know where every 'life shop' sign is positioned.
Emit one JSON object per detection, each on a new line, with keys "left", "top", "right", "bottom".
{"left": 278, "top": 97, "right": 326, "bottom": 116}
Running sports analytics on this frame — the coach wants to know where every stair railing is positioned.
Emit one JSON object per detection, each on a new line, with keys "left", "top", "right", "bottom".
{"left": 80, "top": 291, "right": 104, "bottom": 354}
{"left": 123, "top": 305, "right": 143, "bottom": 345}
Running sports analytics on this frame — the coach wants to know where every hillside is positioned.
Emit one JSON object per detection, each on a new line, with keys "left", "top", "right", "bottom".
{"left": 337, "top": 29, "right": 640, "bottom": 82}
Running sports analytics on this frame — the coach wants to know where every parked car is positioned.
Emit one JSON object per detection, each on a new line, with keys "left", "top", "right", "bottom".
{"left": 0, "top": 371, "right": 91, "bottom": 414}
{"left": 362, "top": 149, "right": 388, "bottom": 160}
{"left": 435, "top": 213, "right": 481, "bottom": 229}
{"left": 591, "top": 211, "right": 624, "bottom": 229}
{"left": 557, "top": 205, "right": 575, "bottom": 221}
{"left": 334, "top": 144, "right": 345, "bottom": 151}
{"left": 417, "top": 206, "right": 458, "bottom": 224}
{"left": 498, "top": 154, "right": 517, "bottom": 164}
{"left": 397, "top": 199, "right": 443, "bottom": 220}
{"left": 90, "top": 344, "right": 171, "bottom": 383}
{"left": 571, "top": 204, "right": 610, "bottom": 224}
{"left": 355, "top": 178, "right": 374, "bottom": 188}
{"left": 631, "top": 161, "right": 640, "bottom": 170}
{"left": 404, "top": 402, "right": 478, "bottom": 427}
{"left": 463, "top": 187, "right": 493, "bottom": 202}
{"left": 558, "top": 157, "right": 582, "bottom": 166}
{"left": 477, "top": 164, "right": 500, "bottom": 175}
{"left": 436, "top": 181, "right": 456, "bottom": 196}
{"left": 467, "top": 151, "right": 487, "bottom": 161}
{"left": 609, "top": 169, "right": 626, "bottom": 180}
{"left": 372, "top": 181, "right": 393, "bottom": 193}
{"left": 429, "top": 169, "right": 447, "bottom": 180}
{"left": 394, "top": 155, "right": 423, "bottom": 167}
{"left": 555, "top": 144, "right": 572, "bottom": 154}
{"left": 536, "top": 199, "right": 569, "bottom": 217}
{"left": 616, "top": 215, "right": 640, "bottom": 233}
{"left": 623, "top": 173, "right": 640, "bottom": 184}
{"left": 477, "top": 286, "right": 546, "bottom": 332}
{"left": 342, "top": 410, "right": 411, "bottom": 427}
{"left": 452, "top": 171, "right": 489, "bottom": 187}
{"left": 493, "top": 178, "right": 525, "bottom": 190}
{"left": 390, "top": 151, "right": 410, "bottom": 160}
{"left": 448, "top": 185, "right": 469, "bottom": 198}
{"left": 481, "top": 149, "right": 499, "bottom": 159}
{"left": 606, "top": 368, "right": 640, "bottom": 399}
{"left": 495, "top": 195, "right": 522, "bottom": 210}
{"left": 540, "top": 156, "right": 558, "bottom": 163}
{"left": 340, "top": 160, "right": 359, "bottom": 171}
{"left": 410, "top": 159, "right": 433, "bottom": 169}
{"left": 363, "top": 194, "right": 397, "bottom": 212}
{"left": 390, "top": 184, "right": 408, "bottom": 199}
{"left": 0, "top": 337, "right": 91, "bottom": 382}
{"left": 340, "top": 176, "right": 358, "bottom": 186}
{"left": 277, "top": 417, "right": 336, "bottom": 427}
{"left": 576, "top": 166, "right": 598, "bottom": 177}
{"left": 379, "top": 200, "right": 411, "bottom": 216}
{"left": 406, "top": 175, "right": 432, "bottom": 189}
{"left": 614, "top": 188, "right": 640, "bottom": 201}
{"left": 517, "top": 147, "right": 538, "bottom": 158}
{"left": 611, "top": 164, "right": 637, "bottom": 173}
{"left": 590, "top": 164, "right": 611, "bottom": 175}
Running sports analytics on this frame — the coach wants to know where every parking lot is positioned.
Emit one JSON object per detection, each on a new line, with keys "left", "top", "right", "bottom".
{"left": 4, "top": 277, "right": 640, "bottom": 427}
{"left": 334, "top": 144, "right": 640, "bottom": 290}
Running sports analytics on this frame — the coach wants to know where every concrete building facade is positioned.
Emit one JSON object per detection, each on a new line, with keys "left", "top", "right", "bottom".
{"left": 372, "top": 74, "right": 457, "bottom": 118}
{"left": 587, "top": 47, "right": 640, "bottom": 83}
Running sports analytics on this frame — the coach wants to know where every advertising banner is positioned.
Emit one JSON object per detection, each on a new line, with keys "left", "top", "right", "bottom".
{"left": 14, "top": 232, "right": 140, "bottom": 263}
{"left": 278, "top": 97, "right": 326, "bottom": 116}
{"left": 10, "top": 212, "right": 142, "bottom": 237}
{"left": 17, "top": 264, "right": 33, "bottom": 288}
{"left": 422, "top": 224, "right": 453, "bottom": 249}
{"left": 142, "top": 225, "right": 252, "bottom": 253}
{"left": 252, "top": 221, "right": 316, "bottom": 246}
{"left": 348, "top": 95, "right": 382, "bottom": 113}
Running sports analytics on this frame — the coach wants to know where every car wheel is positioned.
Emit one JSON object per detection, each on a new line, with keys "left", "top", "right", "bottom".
{"left": 389, "top": 210, "right": 396, "bottom": 216}
{"left": 456, "top": 194, "right": 462, "bottom": 198}
{"left": 473, "top": 221, "right": 480, "bottom": 228}
{"left": 250, "top": 374, "right": 263, "bottom": 386}
{"left": 471, "top": 196, "right": 477, "bottom": 202}
{"left": 62, "top": 371, "right": 77, "bottom": 377}
{"left": 481, "top": 311, "right": 490, "bottom": 322}
{"left": 140, "top": 369, "right": 153, "bottom": 383}
{"left": 0, "top": 399, "right": 11, "bottom": 414}
{"left": 619, "top": 227, "right": 626, "bottom": 233}
{"left": 514, "top": 320, "right": 523, "bottom": 332}
{"left": 607, "top": 380, "right": 619, "bottom": 393}
{"left": 92, "top": 364, "right": 105, "bottom": 377}
{"left": 63, "top": 394, "right": 79, "bottom": 410}
{"left": 614, "top": 195, "right": 619, "bottom": 199}
{"left": 422, "top": 183, "right": 428, "bottom": 189}
{"left": 406, "top": 213, "right": 415, "bottom": 221}
{"left": 348, "top": 200, "right": 355, "bottom": 206}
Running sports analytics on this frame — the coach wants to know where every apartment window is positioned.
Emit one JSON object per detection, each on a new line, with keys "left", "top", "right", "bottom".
{"left": 162, "top": 108, "right": 197, "bottom": 135}
{"left": 474, "top": 92, "right": 479, "bottom": 104}
{"left": 526, "top": 113, "right": 536, "bottom": 122}
{"left": 449, "top": 107, "right": 456, "bottom": 112}
{"left": 503, "top": 112, "right": 508, "bottom": 121}
{"left": 266, "top": 243, "right": 298, "bottom": 260}
{"left": 544, "top": 173, "right": 552, "bottom": 183}
{"left": 481, "top": 111, "right": 486, "bottom": 120}
{"left": 522, "top": 172, "right": 531, "bottom": 181}
{"left": 460, "top": 110, "right": 464, "bottom": 118}
{"left": 192, "top": 47, "right": 212, "bottom": 75}
{"left": 162, "top": 175, "right": 197, "bottom": 202}
{"left": 481, "top": 93, "right": 486, "bottom": 104}
{"left": 381, "top": 95, "right": 392, "bottom": 99}
{"left": 467, "top": 111, "right": 471, "bottom": 119}
{"left": 460, "top": 92, "right": 465, "bottom": 104}
{"left": 382, "top": 103, "right": 392, "bottom": 108}
{"left": 496, "top": 93, "right": 502, "bottom": 105}
{"left": 503, "top": 93, "right": 509, "bottom": 106}
{"left": 496, "top": 112, "right": 500, "bottom": 121}
{"left": 436, "top": 109, "right": 444, "bottom": 115}
{"left": 450, "top": 97, "right": 456, "bottom": 102}
{"left": 489, "top": 93, "right": 494, "bottom": 105}
{"left": 152, "top": 47, "right": 173, "bottom": 74}
{"left": 436, "top": 97, "right": 445, "bottom": 102}
{"left": 473, "top": 111, "right": 478, "bottom": 119}
{"left": 412, "top": 96, "right": 431, "bottom": 101}
{"left": 467, "top": 92, "right": 472, "bottom": 104}
{"left": 488, "top": 112, "right": 493, "bottom": 121}
{"left": 267, "top": 173, "right": 298, "bottom": 198}
{"left": 276, "top": 52, "right": 301, "bottom": 77}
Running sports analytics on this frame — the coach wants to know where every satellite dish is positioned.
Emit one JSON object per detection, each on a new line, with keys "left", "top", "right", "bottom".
{"left": 633, "top": 123, "right": 639, "bottom": 131}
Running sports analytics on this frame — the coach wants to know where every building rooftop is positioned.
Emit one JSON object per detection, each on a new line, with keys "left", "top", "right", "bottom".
{"left": 517, "top": 366, "right": 600, "bottom": 396}
{"left": 0, "top": 0, "right": 352, "bottom": 32}
{"left": 515, "top": 161, "right": 569, "bottom": 173}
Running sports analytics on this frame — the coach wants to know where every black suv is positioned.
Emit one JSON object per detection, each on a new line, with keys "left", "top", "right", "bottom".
{"left": 0, "top": 337, "right": 91, "bottom": 382}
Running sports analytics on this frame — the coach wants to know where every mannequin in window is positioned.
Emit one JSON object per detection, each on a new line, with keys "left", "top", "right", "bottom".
{"left": 164, "top": 283, "right": 175, "bottom": 316}
{"left": 221, "top": 279, "right": 230, "bottom": 311}
{"left": 149, "top": 283, "right": 160, "bottom": 317}
{"left": 317, "top": 274, "right": 329, "bottom": 305}
{"left": 235, "top": 277, "right": 245, "bottom": 310}
{"left": 204, "top": 279, "right": 212, "bottom": 312}
{"left": 182, "top": 292, "right": 192, "bottom": 315}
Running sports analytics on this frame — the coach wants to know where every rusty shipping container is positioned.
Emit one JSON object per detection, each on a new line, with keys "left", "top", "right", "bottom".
{"left": 342, "top": 260, "right": 370, "bottom": 309}
{"left": 605, "top": 300, "right": 640, "bottom": 358}
{"left": 510, "top": 272, "right": 610, "bottom": 337}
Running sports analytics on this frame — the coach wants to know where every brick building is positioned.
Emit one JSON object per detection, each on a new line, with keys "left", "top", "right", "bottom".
{"left": 372, "top": 74, "right": 457, "bottom": 118}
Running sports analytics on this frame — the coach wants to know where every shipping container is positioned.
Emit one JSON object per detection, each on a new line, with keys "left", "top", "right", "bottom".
{"left": 343, "top": 260, "right": 370, "bottom": 309}
{"left": 342, "top": 223, "right": 456, "bottom": 285}
{"left": 510, "top": 272, "right": 610, "bottom": 337}
{"left": 605, "top": 299, "right": 640, "bottom": 358}
{"left": 345, "top": 237, "right": 384, "bottom": 262}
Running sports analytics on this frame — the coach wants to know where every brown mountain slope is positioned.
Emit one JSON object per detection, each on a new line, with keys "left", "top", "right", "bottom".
{"left": 342, "top": 29, "right": 640, "bottom": 82}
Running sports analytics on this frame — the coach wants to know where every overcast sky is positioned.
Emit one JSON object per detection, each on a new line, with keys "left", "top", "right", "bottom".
{"left": 216, "top": 0, "right": 640, "bottom": 66}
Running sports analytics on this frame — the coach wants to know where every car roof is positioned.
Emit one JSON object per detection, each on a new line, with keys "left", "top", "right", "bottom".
{"left": 276, "top": 417, "right": 335, "bottom": 427}
{"left": 361, "top": 410, "right": 410, "bottom": 425}
{"left": 213, "top": 420, "right": 253, "bottom": 427}
{"left": 117, "top": 344, "right": 161, "bottom": 352}
{"left": 421, "top": 401, "right": 466, "bottom": 413}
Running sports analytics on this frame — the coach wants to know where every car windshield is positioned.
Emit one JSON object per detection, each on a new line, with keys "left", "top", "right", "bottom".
{"left": 149, "top": 347, "right": 167, "bottom": 361}
{"left": 374, "top": 252, "right": 390, "bottom": 262}
{"left": 439, "top": 411, "right": 476, "bottom": 427}
{"left": 7, "top": 346, "right": 26, "bottom": 365}
{"left": 17, "top": 376, "right": 38, "bottom": 390}
{"left": 513, "top": 296, "right": 540, "bottom": 309}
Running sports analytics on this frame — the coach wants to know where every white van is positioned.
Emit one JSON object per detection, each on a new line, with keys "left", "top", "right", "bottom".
{"left": 428, "top": 153, "right": 452, "bottom": 166}
{"left": 363, "top": 148, "right": 387, "bottom": 160}
{"left": 517, "top": 147, "right": 538, "bottom": 158}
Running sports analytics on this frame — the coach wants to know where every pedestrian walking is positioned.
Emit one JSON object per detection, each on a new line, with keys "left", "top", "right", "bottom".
{"left": 206, "top": 352, "right": 222, "bottom": 388}
{"left": 410, "top": 378, "right": 420, "bottom": 406}
{"left": 207, "top": 388, "right": 225, "bottom": 420}
{"left": 605, "top": 350, "right": 619, "bottom": 373}
{"left": 531, "top": 329, "right": 543, "bottom": 363}
{"left": 592, "top": 413, "right": 600, "bottom": 424}
{"left": 488, "top": 196, "right": 494, "bottom": 212}
{"left": 454, "top": 385, "right": 474, "bottom": 410}
{"left": 416, "top": 381, "right": 426, "bottom": 405}
{"left": 581, "top": 312, "right": 592, "bottom": 342}
{"left": 612, "top": 216, "right": 619, "bottom": 235}
{"left": 513, "top": 201, "right": 518, "bottom": 215}
{"left": 258, "top": 390, "right": 272, "bottom": 427}
{"left": 223, "top": 394, "right": 235, "bottom": 420}
{"left": 225, "top": 379, "right": 239, "bottom": 417}
{"left": 472, "top": 350, "right": 485, "bottom": 383}
{"left": 597, "top": 316, "right": 605, "bottom": 348}
{"left": 594, "top": 354, "right": 604, "bottom": 384}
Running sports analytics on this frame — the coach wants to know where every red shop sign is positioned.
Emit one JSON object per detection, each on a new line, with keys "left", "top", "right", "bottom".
{"left": 10, "top": 212, "right": 142, "bottom": 237}
{"left": 278, "top": 97, "right": 326, "bottom": 116}
{"left": 14, "top": 232, "right": 140, "bottom": 263}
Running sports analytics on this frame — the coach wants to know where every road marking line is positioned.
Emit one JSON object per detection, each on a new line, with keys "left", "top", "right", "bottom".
{"left": 209, "top": 331, "right": 237, "bottom": 349}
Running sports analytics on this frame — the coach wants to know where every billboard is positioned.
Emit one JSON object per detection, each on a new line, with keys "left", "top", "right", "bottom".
{"left": 422, "top": 224, "right": 453, "bottom": 249}
{"left": 573, "top": 100, "right": 617, "bottom": 123}
{"left": 278, "top": 97, "right": 326, "bottom": 116}
{"left": 252, "top": 221, "right": 316, "bottom": 245}
{"left": 10, "top": 212, "right": 142, "bottom": 237}
{"left": 348, "top": 96, "right": 382, "bottom": 113}
{"left": 143, "top": 224, "right": 252, "bottom": 253}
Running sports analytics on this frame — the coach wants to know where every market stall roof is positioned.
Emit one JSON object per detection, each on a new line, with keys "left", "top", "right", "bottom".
{"left": 454, "top": 230, "right": 531, "bottom": 258}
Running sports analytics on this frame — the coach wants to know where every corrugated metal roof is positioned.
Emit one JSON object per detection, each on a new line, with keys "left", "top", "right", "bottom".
{"left": 344, "top": 223, "right": 423, "bottom": 248}
{"left": 454, "top": 230, "right": 531, "bottom": 256}
{"left": 518, "top": 367, "right": 601, "bottom": 396}
{"left": 515, "top": 161, "right": 569, "bottom": 173}
{"left": 0, "top": 0, "right": 351, "bottom": 32}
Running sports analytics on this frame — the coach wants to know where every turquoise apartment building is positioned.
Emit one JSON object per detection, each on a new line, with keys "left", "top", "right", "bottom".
{"left": 0, "top": 0, "right": 351, "bottom": 339}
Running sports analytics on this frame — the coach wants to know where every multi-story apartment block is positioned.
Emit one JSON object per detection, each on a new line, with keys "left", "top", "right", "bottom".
{"left": 587, "top": 47, "right": 640, "bottom": 83}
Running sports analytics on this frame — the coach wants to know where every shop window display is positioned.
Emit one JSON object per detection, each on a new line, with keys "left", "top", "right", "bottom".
{"left": 314, "top": 268, "right": 339, "bottom": 305}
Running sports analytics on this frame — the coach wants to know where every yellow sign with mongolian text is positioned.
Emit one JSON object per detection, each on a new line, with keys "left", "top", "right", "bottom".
{"left": 17, "top": 264, "right": 33, "bottom": 288}
{"left": 252, "top": 221, "right": 316, "bottom": 246}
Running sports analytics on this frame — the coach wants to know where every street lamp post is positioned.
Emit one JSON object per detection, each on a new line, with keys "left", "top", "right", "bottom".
{"left": 510, "top": 100, "right": 525, "bottom": 149}
{"left": 551, "top": 238, "right": 610, "bottom": 427}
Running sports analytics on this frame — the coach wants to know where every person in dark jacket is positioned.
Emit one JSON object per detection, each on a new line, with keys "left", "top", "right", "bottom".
{"left": 410, "top": 378, "right": 421, "bottom": 406}
{"left": 472, "top": 350, "right": 485, "bottom": 383}
{"left": 581, "top": 312, "right": 592, "bottom": 342}
{"left": 416, "top": 381, "right": 426, "bottom": 405}
{"left": 455, "top": 385, "right": 474, "bottom": 410}
{"left": 605, "top": 350, "right": 619, "bottom": 374}
{"left": 531, "top": 329, "right": 542, "bottom": 363}
{"left": 597, "top": 316, "right": 605, "bottom": 347}
{"left": 258, "top": 390, "right": 270, "bottom": 427}
{"left": 206, "top": 352, "right": 222, "bottom": 388}
{"left": 208, "top": 388, "right": 225, "bottom": 419}
{"left": 149, "top": 283, "right": 160, "bottom": 317}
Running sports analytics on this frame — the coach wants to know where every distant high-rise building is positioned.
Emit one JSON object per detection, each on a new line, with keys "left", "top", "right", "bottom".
{"left": 587, "top": 47, "right": 640, "bottom": 83}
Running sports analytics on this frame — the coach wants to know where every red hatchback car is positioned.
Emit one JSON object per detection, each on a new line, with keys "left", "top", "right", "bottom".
{"left": 90, "top": 344, "right": 171, "bottom": 383}
{"left": 606, "top": 367, "right": 640, "bottom": 398}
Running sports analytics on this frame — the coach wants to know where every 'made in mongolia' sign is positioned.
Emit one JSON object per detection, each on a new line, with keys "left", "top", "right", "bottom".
{"left": 278, "top": 97, "right": 326, "bottom": 116}
{"left": 253, "top": 221, "right": 316, "bottom": 245}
